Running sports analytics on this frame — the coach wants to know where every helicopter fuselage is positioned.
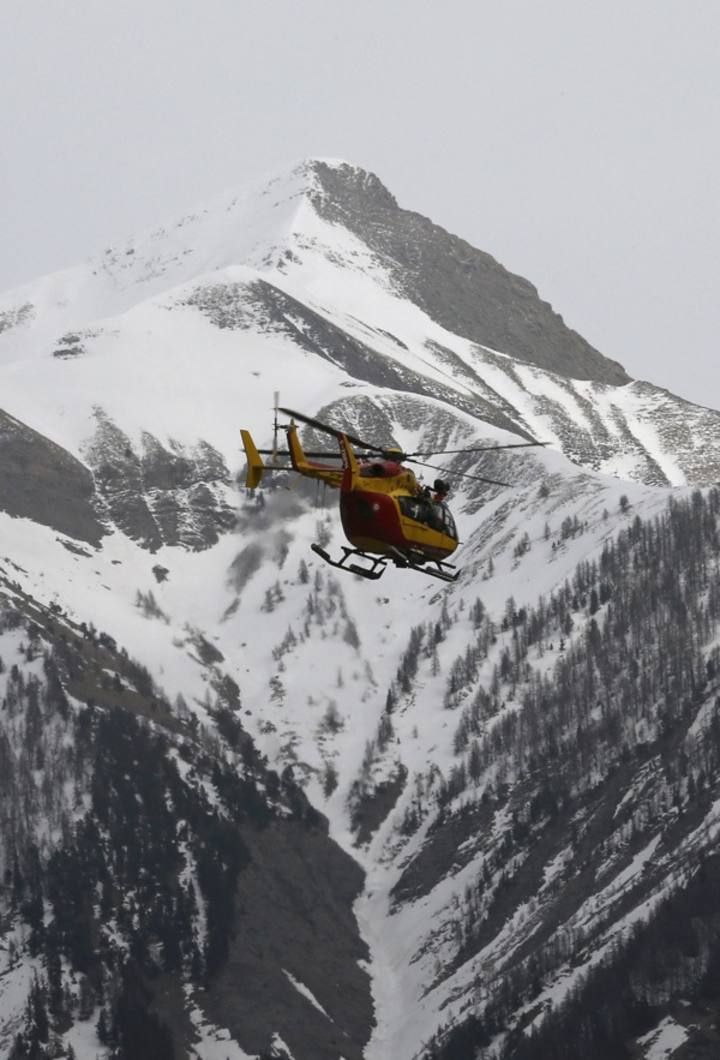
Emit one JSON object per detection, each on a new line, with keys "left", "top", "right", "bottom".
{"left": 241, "top": 415, "right": 459, "bottom": 576}
{"left": 340, "top": 471, "right": 458, "bottom": 560}
{"left": 241, "top": 402, "right": 544, "bottom": 582}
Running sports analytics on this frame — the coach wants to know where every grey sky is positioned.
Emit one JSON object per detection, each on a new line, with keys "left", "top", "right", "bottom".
{"left": 2, "top": 0, "right": 718, "bottom": 406}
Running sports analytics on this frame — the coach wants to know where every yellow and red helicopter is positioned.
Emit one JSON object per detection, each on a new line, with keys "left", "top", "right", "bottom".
{"left": 241, "top": 405, "right": 544, "bottom": 582}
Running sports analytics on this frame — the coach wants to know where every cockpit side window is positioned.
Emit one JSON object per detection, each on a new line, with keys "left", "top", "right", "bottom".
{"left": 359, "top": 463, "right": 386, "bottom": 477}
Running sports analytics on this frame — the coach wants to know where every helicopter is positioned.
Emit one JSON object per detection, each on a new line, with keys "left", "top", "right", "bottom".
{"left": 240, "top": 403, "right": 545, "bottom": 582}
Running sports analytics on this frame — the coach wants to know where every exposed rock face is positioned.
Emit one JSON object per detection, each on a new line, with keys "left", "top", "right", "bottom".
{"left": 0, "top": 302, "right": 34, "bottom": 335}
{"left": 0, "top": 408, "right": 105, "bottom": 545}
{"left": 0, "top": 401, "right": 237, "bottom": 555}
{"left": 206, "top": 819, "right": 372, "bottom": 1060}
{"left": 310, "top": 161, "right": 630, "bottom": 386}
{"left": 84, "top": 410, "right": 236, "bottom": 551}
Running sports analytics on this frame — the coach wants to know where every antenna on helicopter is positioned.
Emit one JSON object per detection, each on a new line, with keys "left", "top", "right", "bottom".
{"left": 272, "top": 391, "right": 280, "bottom": 463}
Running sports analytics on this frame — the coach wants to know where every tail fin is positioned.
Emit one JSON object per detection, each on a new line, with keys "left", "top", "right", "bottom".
{"left": 339, "top": 433, "right": 359, "bottom": 492}
{"left": 240, "top": 430, "right": 265, "bottom": 489}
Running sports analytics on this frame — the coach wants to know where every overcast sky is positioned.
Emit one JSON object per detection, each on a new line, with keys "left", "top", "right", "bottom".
{"left": 2, "top": 0, "right": 718, "bottom": 405}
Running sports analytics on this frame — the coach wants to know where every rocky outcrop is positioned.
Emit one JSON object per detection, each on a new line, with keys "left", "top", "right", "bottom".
{"left": 85, "top": 410, "right": 236, "bottom": 551}
{"left": 0, "top": 302, "right": 34, "bottom": 335}
{"left": 0, "top": 408, "right": 106, "bottom": 544}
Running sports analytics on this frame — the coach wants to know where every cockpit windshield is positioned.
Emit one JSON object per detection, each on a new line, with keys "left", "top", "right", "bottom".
{"left": 398, "top": 496, "right": 457, "bottom": 540}
{"left": 440, "top": 503, "right": 457, "bottom": 539}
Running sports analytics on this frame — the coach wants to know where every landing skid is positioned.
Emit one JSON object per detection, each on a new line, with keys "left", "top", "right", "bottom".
{"left": 386, "top": 546, "right": 460, "bottom": 583}
{"left": 310, "top": 544, "right": 460, "bottom": 583}
{"left": 311, "top": 544, "right": 387, "bottom": 579}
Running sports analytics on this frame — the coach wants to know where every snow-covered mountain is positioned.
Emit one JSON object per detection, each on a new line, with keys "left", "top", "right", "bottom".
{"left": 2, "top": 159, "right": 720, "bottom": 1060}
{"left": 2, "top": 157, "right": 719, "bottom": 499}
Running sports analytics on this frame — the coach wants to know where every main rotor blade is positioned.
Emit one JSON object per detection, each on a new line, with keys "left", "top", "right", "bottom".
{"left": 406, "top": 440, "right": 547, "bottom": 457}
{"left": 406, "top": 457, "right": 511, "bottom": 488}
{"left": 255, "top": 448, "right": 341, "bottom": 458}
{"left": 278, "top": 407, "right": 384, "bottom": 454}
{"left": 277, "top": 408, "right": 546, "bottom": 466}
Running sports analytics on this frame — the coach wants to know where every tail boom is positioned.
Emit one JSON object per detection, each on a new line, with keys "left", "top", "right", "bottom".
{"left": 286, "top": 424, "right": 343, "bottom": 488}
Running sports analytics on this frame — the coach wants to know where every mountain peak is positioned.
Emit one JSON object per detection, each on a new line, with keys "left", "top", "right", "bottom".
{"left": 82, "top": 157, "right": 397, "bottom": 300}
{"left": 1, "top": 156, "right": 627, "bottom": 387}
{"left": 305, "top": 157, "right": 399, "bottom": 208}
{"left": 256, "top": 157, "right": 629, "bottom": 385}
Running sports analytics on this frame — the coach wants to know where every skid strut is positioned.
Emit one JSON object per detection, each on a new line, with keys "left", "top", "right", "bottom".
{"left": 311, "top": 544, "right": 387, "bottom": 579}
{"left": 311, "top": 543, "right": 460, "bottom": 582}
